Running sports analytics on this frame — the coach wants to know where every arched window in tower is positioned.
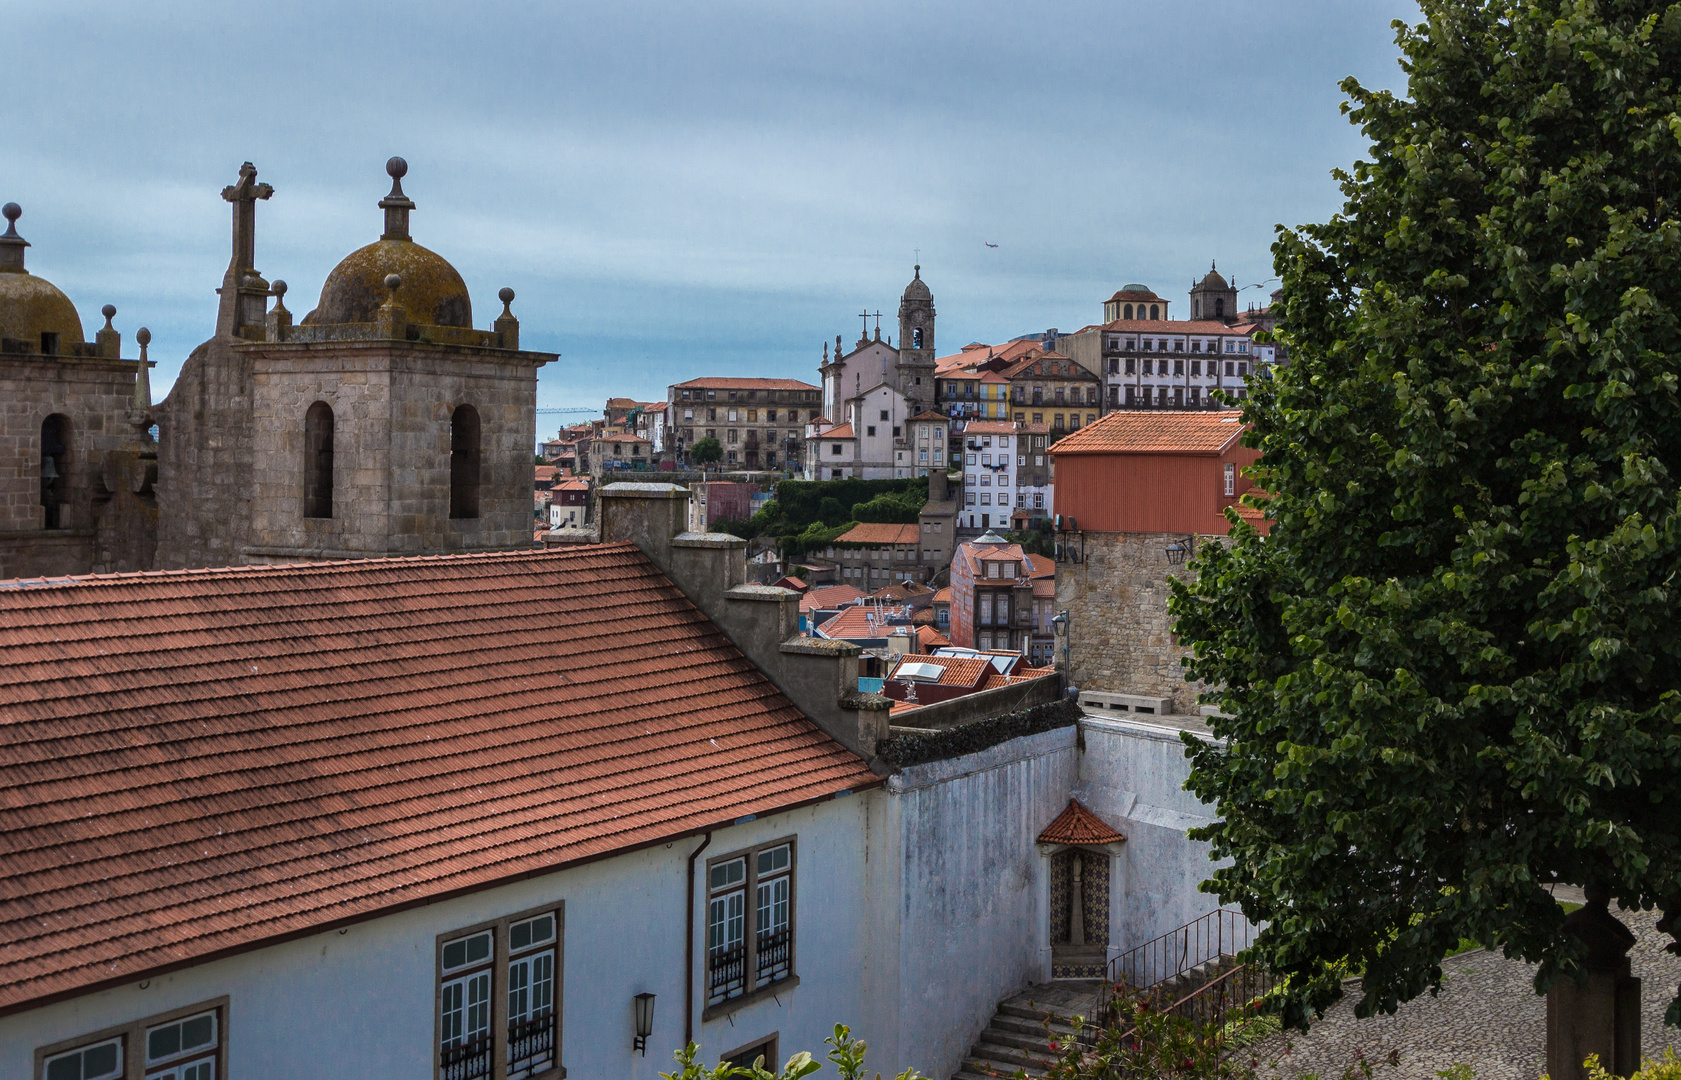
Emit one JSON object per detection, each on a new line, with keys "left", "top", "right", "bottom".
{"left": 912, "top": 327, "right": 923, "bottom": 349}
{"left": 1214, "top": 298, "right": 1225, "bottom": 319}
{"left": 303, "top": 401, "right": 334, "bottom": 519}
{"left": 39, "top": 414, "right": 69, "bottom": 529}
{"left": 1123, "top": 304, "right": 1132, "bottom": 320}
{"left": 1150, "top": 304, "right": 1159, "bottom": 320}
{"left": 450, "top": 404, "right": 482, "bottom": 520}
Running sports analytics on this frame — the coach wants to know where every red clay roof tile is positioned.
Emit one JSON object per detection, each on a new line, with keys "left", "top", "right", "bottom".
{"left": 836, "top": 523, "right": 919, "bottom": 546}
{"left": 1050, "top": 411, "right": 1246, "bottom": 455}
{"left": 1037, "top": 799, "right": 1125, "bottom": 846}
{"left": 0, "top": 547, "right": 877, "bottom": 1015}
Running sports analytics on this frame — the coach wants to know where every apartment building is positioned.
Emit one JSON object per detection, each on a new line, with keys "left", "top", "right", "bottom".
{"left": 668, "top": 377, "right": 821, "bottom": 470}
{"left": 957, "top": 420, "right": 1053, "bottom": 532}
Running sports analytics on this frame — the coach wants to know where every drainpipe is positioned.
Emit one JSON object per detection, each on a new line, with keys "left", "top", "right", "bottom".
{"left": 685, "top": 832, "right": 712, "bottom": 1049}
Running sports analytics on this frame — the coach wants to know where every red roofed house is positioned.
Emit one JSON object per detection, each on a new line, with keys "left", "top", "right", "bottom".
{"left": 548, "top": 477, "right": 590, "bottom": 529}
{"left": 947, "top": 532, "right": 1047, "bottom": 657}
{"left": 1050, "top": 409, "right": 1266, "bottom": 711}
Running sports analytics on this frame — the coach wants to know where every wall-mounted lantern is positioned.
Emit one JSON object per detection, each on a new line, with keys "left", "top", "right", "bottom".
{"left": 1165, "top": 535, "right": 1196, "bottom": 566}
{"left": 633, "top": 992, "right": 656, "bottom": 1055}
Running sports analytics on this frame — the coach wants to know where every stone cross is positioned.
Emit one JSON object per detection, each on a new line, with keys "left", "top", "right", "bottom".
{"left": 221, "top": 162, "right": 273, "bottom": 273}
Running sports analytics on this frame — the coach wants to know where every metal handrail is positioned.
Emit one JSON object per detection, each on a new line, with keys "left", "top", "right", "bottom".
{"left": 1108, "top": 908, "right": 1251, "bottom": 998}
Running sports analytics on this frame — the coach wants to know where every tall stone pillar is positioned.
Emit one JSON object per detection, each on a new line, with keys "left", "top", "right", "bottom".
{"left": 1547, "top": 884, "right": 1640, "bottom": 1080}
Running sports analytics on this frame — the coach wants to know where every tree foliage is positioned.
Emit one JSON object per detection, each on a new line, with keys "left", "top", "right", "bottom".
{"left": 690, "top": 437, "right": 724, "bottom": 468}
{"left": 1171, "top": 0, "right": 1681, "bottom": 1031}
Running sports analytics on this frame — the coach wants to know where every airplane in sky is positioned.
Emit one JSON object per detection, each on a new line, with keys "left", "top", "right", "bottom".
{"left": 984, "top": 241, "right": 998, "bottom": 248}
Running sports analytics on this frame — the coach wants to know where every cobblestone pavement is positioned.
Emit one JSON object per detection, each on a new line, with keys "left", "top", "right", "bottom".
{"left": 1247, "top": 914, "right": 1680, "bottom": 1080}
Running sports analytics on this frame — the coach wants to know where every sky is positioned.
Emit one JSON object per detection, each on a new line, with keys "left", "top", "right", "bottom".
{"left": 5, "top": 0, "right": 1420, "bottom": 433}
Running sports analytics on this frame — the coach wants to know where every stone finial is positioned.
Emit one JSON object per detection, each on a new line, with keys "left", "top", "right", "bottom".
{"left": 0, "top": 202, "right": 29, "bottom": 273}
{"left": 494, "top": 286, "right": 519, "bottom": 350}
{"left": 376, "top": 273, "right": 407, "bottom": 339}
{"left": 265, "top": 280, "right": 293, "bottom": 342}
{"left": 380, "top": 157, "right": 415, "bottom": 241}
{"left": 822, "top": 341, "right": 828, "bottom": 362}
{"left": 134, "top": 328, "right": 153, "bottom": 413}
{"left": 96, "top": 304, "right": 122, "bottom": 359}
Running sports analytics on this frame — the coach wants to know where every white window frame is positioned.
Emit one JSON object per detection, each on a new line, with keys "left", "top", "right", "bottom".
{"left": 705, "top": 837, "right": 798, "bottom": 1018}
{"left": 436, "top": 903, "right": 565, "bottom": 1080}
{"left": 36, "top": 999, "right": 229, "bottom": 1080}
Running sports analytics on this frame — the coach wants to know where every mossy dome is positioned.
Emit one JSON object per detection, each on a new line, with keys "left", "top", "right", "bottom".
{"left": 0, "top": 204, "right": 85, "bottom": 351}
{"left": 302, "top": 158, "right": 472, "bottom": 329}
{"left": 303, "top": 238, "right": 472, "bottom": 328}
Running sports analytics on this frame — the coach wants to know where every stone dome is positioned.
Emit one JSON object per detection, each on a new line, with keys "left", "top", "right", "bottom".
{"left": 902, "top": 264, "right": 932, "bottom": 302}
{"left": 303, "top": 238, "right": 473, "bottom": 328}
{"left": 302, "top": 158, "right": 473, "bottom": 329}
{"left": 0, "top": 204, "right": 85, "bottom": 351}
{"left": 1199, "top": 266, "right": 1229, "bottom": 290}
{"left": 1121, "top": 283, "right": 1153, "bottom": 293}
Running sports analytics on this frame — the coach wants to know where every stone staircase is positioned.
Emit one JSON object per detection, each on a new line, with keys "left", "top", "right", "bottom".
{"left": 952, "top": 981, "right": 1101, "bottom": 1080}
{"left": 1145, "top": 953, "right": 1239, "bottom": 1009}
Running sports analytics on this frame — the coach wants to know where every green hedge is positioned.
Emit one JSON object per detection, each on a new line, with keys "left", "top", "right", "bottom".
{"left": 876, "top": 698, "right": 1081, "bottom": 769}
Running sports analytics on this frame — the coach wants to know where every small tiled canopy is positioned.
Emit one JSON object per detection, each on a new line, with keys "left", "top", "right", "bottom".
{"left": 1037, "top": 798, "right": 1125, "bottom": 846}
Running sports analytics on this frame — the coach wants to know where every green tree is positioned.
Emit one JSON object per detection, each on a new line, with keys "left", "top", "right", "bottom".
{"left": 1172, "top": 0, "right": 1681, "bottom": 1032}
{"left": 690, "top": 436, "right": 724, "bottom": 470}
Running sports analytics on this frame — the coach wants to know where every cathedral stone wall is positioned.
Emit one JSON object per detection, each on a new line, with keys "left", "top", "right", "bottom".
{"left": 1054, "top": 530, "right": 1215, "bottom": 713}
{"left": 240, "top": 342, "right": 541, "bottom": 560}
{"left": 153, "top": 336, "right": 256, "bottom": 571}
{"left": 0, "top": 355, "right": 144, "bottom": 579}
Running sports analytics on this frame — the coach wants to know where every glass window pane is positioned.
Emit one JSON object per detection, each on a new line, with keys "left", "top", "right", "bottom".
{"left": 181, "top": 1015, "right": 214, "bottom": 1050}
{"left": 710, "top": 857, "right": 745, "bottom": 891}
{"left": 444, "top": 930, "right": 492, "bottom": 972}
{"left": 757, "top": 845, "right": 790, "bottom": 876}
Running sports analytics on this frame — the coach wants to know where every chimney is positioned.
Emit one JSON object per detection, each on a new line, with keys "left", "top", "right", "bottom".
{"left": 597, "top": 482, "right": 890, "bottom": 761}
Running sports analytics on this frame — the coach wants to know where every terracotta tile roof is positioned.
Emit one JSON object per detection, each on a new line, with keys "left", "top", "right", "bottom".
{"left": 821, "top": 423, "right": 855, "bottom": 439}
{"left": 1032, "top": 578, "right": 1055, "bottom": 599}
{"left": 1026, "top": 554, "right": 1054, "bottom": 578}
{"left": 932, "top": 587, "right": 952, "bottom": 604}
{"left": 1051, "top": 410, "right": 1246, "bottom": 456}
{"left": 534, "top": 465, "right": 558, "bottom": 482}
{"left": 0, "top": 548, "right": 877, "bottom": 1015}
{"left": 963, "top": 421, "right": 1021, "bottom": 435}
{"left": 1106, "top": 288, "right": 1163, "bottom": 302}
{"left": 871, "top": 582, "right": 931, "bottom": 602}
{"left": 1037, "top": 799, "right": 1125, "bottom": 846}
{"left": 837, "top": 523, "right": 919, "bottom": 546}
{"left": 915, "top": 625, "right": 951, "bottom": 649}
{"left": 907, "top": 410, "right": 947, "bottom": 422}
{"left": 890, "top": 653, "right": 991, "bottom": 688}
{"left": 799, "top": 583, "right": 867, "bottom": 613}
{"left": 554, "top": 478, "right": 590, "bottom": 492}
{"left": 599, "top": 432, "right": 650, "bottom": 444}
{"left": 817, "top": 605, "right": 912, "bottom": 640}
{"left": 772, "top": 576, "right": 809, "bottom": 591}
{"left": 673, "top": 378, "right": 819, "bottom": 391}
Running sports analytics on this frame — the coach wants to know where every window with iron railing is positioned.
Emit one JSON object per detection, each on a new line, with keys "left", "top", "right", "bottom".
{"left": 707, "top": 840, "right": 796, "bottom": 1012}
{"left": 438, "top": 907, "right": 562, "bottom": 1080}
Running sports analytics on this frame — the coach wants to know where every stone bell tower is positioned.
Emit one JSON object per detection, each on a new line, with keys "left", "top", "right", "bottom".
{"left": 896, "top": 265, "right": 936, "bottom": 411}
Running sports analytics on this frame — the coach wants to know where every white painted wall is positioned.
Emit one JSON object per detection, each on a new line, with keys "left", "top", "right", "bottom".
{"left": 0, "top": 796, "right": 880, "bottom": 1080}
{"left": 1075, "top": 716, "right": 1241, "bottom": 958}
{"left": 877, "top": 725, "right": 1080, "bottom": 1079}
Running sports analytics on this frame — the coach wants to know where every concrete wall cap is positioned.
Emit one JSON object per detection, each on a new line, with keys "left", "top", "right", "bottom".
{"left": 781, "top": 638, "right": 860, "bottom": 657}
{"left": 839, "top": 691, "right": 894, "bottom": 712}
{"left": 672, "top": 532, "right": 746, "bottom": 548}
{"left": 725, "top": 583, "right": 798, "bottom": 601}
{"left": 599, "top": 482, "right": 687, "bottom": 497}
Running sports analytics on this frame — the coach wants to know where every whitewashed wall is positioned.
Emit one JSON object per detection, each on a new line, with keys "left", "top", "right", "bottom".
{"left": 875, "top": 725, "right": 1080, "bottom": 1079}
{"left": 0, "top": 795, "right": 876, "bottom": 1080}
{"left": 1075, "top": 716, "right": 1234, "bottom": 960}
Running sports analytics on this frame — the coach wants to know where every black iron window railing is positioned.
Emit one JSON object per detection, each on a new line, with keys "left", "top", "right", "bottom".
{"left": 506, "top": 1011, "right": 556, "bottom": 1080}
{"left": 708, "top": 942, "right": 747, "bottom": 1006}
{"left": 441, "top": 1034, "right": 493, "bottom": 1080}
{"left": 756, "top": 928, "right": 792, "bottom": 984}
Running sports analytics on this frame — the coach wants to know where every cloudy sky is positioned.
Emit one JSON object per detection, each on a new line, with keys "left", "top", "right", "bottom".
{"left": 6, "top": 1, "right": 1418, "bottom": 429}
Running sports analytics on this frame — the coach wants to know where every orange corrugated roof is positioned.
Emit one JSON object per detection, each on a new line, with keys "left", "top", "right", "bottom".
{"left": 1051, "top": 411, "right": 1246, "bottom": 456}
{"left": 1037, "top": 799, "right": 1126, "bottom": 846}
{"left": 837, "top": 523, "right": 919, "bottom": 546}
{"left": 822, "top": 423, "right": 856, "bottom": 439}
{"left": 0, "top": 548, "right": 877, "bottom": 1015}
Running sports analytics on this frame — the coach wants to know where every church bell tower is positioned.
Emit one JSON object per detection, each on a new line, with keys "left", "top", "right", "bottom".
{"left": 896, "top": 265, "right": 936, "bottom": 411}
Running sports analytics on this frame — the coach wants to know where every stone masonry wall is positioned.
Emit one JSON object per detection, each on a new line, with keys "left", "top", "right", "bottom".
{"left": 0, "top": 355, "right": 146, "bottom": 578}
{"left": 1055, "top": 530, "right": 1219, "bottom": 713}
{"left": 154, "top": 335, "right": 255, "bottom": 571}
